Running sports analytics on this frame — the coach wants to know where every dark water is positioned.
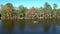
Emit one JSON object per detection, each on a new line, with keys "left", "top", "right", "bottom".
{"left": 0, "top": 19, "right": 60, "bottom": 34}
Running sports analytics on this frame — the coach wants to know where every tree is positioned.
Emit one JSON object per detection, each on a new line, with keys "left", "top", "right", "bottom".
{"left": 1, "top": 3, "right": 14, "bottom": 18}
{"left": 53, "top": 3, "right": 58, "bottom": 18}
{"left": 44, "top": 2, "right": 52, "bottom": 17}
{"left": 0, "top": 4, "right": 3, "bottom": 16}
{"left": 17, "top": 5, "right": 27, "bottom": 17}
{"left": 53, "top": 3, "right": 57, "bottom": 10}
{"left": 37, "top": 7, "right": 44, "bottom": 17}
{"left": 44, "top": 2, "right": 52, "bottom": 10}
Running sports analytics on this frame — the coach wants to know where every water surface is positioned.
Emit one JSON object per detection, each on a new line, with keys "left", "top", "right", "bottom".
{"left": 0, "top": 19, "right": 60, "bottom": 34}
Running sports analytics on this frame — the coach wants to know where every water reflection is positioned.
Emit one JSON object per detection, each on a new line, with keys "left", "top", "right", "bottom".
{"left": 0, "top": 18, "right": 59, "bottom": 34}
{"left": 53, "top": 19, "right": 56, "bottom": 32}
{"left": 44, "top": 19, "right": 51, "bottom": 32}
{"left": 2, "top": 19, "right": 15, "bottom": 34}
{"left": 31, "top": 19, "right": 38, "bottom": 30}
{"left": 17, "top": 19, "right": 25, "bottom": 33}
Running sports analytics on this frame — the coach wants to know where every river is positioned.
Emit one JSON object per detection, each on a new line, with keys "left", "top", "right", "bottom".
{"left": 0, "top": 19, "right": 60, "bottom": 34}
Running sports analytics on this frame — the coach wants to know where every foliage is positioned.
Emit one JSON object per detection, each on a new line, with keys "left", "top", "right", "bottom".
{"left": 0, "top": 2, "right": 60, "bottom": 18}
{"left": 1, "top": 3, "right": 14, "bottom": 17}
{"left": 17, "top": 5, "right": 27, "bottom": 17}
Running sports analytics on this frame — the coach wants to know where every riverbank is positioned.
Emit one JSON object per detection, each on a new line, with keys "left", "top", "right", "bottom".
{"left": 1, "top": 17, "right": 60, "bottom": 20}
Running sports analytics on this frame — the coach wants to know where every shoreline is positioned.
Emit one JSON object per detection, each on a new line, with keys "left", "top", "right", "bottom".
{"left": 0, "top": 17, "right": 60, "bottom": 20}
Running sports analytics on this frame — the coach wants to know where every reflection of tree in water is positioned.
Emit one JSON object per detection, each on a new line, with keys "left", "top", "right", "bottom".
{"left": 53, "top": 19, "right": 56, "bottom": 32}
{"left": 2, "top": 19, "right": 15, "bottom": 34}
{"left": 29, "top": 19, "right": 38, "bottom": 30}
{"left": 44, "top": 18, "right": 56, "bottom": 32}
{"left": 44, "top": 19, "right": 51, "bottom": 32}
{"left": 17, "top": 19, "right": 25, "bottom": 33}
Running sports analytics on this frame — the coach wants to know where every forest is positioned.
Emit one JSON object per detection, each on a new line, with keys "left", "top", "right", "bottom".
{"left": 0, "top": 2, "right": 60, "bottom": 19}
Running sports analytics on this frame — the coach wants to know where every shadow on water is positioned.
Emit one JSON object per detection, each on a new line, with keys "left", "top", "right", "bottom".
{"left": 27, "top": 19, "right": 38, "bottom": 30}
{"left": 31, "top": 19, "right": 38, "bottom": 30}
{"left": 1, "top": 18, "right": 58, "bottom": 34}
{"left": 2, "top": 19, "right": 15, "bottom": 34}
{"left": 43, "top": 19, "right": 51, "bottom": 32}
{"left": 52, "top": 18, "right": 56, "bottom": 32}
{"left": 43, "top": 18, "right": 57, "bottom": 34}
{"left": 17, "top": 19, "right": 25, "bottom": 34}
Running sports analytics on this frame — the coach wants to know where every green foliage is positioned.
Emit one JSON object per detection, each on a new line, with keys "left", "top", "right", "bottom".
{"left": 53, "top": 3, "right": 57, "bottom": 9}
{"left": 0, "top": 2, "right": 60, "bottom": 18}
{"left": 44, "top": 2, "right": 52, "bottom": 11}
{"left": 1, "top": 3, "right": 15, "bottom": 17}
{"left": 17, "top": 5, "right": 27, "bottom": 17}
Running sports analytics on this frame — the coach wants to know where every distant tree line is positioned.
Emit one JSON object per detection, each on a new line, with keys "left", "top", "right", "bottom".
{"left": 0, "top": 2, "right": 60, "bottom": 19}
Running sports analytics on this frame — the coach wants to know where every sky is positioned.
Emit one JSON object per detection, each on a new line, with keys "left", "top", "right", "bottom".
{"left": 0, "top": 0, "right": 60, "bottom": 8}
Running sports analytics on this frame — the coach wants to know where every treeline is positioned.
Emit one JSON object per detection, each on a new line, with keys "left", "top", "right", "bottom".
{"left": 0, "top": 2, "right": 60, "bottom": 19}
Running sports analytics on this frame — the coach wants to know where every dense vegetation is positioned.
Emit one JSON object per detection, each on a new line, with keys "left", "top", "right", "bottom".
{"left": 0, "top": 2, "right": 60, "bottom": 19}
